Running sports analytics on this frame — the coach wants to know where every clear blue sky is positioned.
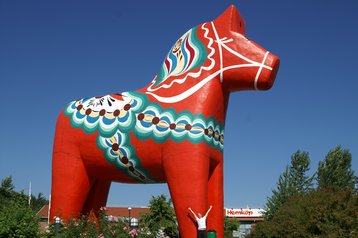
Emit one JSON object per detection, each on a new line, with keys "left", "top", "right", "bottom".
{"left": 1, "top": 0, "right": 357, "bottom": 209}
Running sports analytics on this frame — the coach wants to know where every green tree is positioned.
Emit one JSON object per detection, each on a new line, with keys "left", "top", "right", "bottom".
{"left": 250, "top": 147, "right": 358, "bottom": 238}
{"left": 265, "top": 150, "right": 314, "bottom": 220}
{"left": 289, "top": 151, "right": 314, "bottom": 193}
{"left": 0, "top": 176, "right": 49, "bottom": 237}
{"left": 224, "top": 217, "right": 240, "bottom": 238}
{"left": 248, "top": 188, "right": 358, "bottom": 238}
{"left": 0, "top": 192, "right": 40, "bottom": 238}
{"left": 0, "top": 176, "right": 49, "bottom": 213}
{"left": 317, "top": 146, "right": 357, "bottom": 190}
{"left": 139, "top": 195, "right": 178, "bottom": 237}
{"left": 0, "top": 176, "right": 15, "bottom": 210}
{"left": 30, "top": 192, "right": 49, "bottom": 213}
{"left": 265, "top": 166, "right": 291, "bottom": 221}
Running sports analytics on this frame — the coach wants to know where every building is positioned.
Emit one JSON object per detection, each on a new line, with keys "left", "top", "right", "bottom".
{"left": 225, "top": 208, "right": 264, "bottom": 237}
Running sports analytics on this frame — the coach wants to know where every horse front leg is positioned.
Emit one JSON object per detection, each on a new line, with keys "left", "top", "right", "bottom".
{"left": 163, "top": 146, "right": 210, "bottom": 238}
{"left": 207, "top": 161, "right": 224, "bottom": 238}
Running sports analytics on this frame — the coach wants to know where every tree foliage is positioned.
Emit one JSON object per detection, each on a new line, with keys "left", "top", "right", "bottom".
{"left": 224, "top": 217, "right": 240, "bottom": 238}
{"left": 0, "top": 176, "right": 15, "bottom": 210}
{"left": 248, "top": 188, "right": 358, "bottom": 238}
{"left": 40, "top": 209, "right": 134, "bottom": 238}
{"left": 317, "top": 146, "right": 357, "bottom": 190}
{"left": 0, "top": 202, "right": 40, "bottom": 238}
{"left": 0, "top": 176, "right": 48, "bottom": 214}
{"left": 0, "top": 176, "right": 51, "bottom": 237}
{"left": 289, "top": 151, "right": 314, "bottom": 193}
{"left": 0, "top": 177, "right": 41, "bottom": 238}
{"left": 250, "top": 146, "right": 358, "bottom": 237}
{"left": 139, "top": 195, "right": 178, "bottom": 237}
{"left": 265, "top": 150, "right": 314, "bottom": 220}
{"left": 30, "top": 193, "right": 48, "bottom": 214}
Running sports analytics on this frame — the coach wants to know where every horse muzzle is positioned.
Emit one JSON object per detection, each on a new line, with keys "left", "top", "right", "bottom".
{"left": 254, "top": 52, "right": 280, "bottom": 91}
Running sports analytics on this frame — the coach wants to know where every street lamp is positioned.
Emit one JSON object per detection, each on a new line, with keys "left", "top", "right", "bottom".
{"left": 130, "top": 217, "right": 139, "bottom": 228}
{"left": 54, "top": 216, "right": 61, "bottom": 236}
{"left": 128, "top": 207, "right": 132, "bottom": 228}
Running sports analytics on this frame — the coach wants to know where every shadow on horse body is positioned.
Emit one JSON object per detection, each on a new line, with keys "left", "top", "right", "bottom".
{"left": 50, "top": 5, "right": 279, "bottom": 238}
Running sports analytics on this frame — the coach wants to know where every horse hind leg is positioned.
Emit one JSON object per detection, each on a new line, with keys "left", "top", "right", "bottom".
{"left": 50, "top": 150, "right": 91, "bottom": 222}
{"left": 81, "top": 179, "right": 111, "bottom": 216}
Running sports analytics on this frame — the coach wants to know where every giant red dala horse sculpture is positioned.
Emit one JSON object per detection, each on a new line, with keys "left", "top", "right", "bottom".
{"left": 51, "top": 5, "right": 279, "bottom": 238}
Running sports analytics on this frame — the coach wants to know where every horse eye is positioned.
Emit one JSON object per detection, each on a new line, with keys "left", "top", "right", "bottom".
{"left": 240, "top": 22, "right": 242, "bottom": 27}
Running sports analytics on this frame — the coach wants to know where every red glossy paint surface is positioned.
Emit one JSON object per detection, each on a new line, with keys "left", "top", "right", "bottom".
{"left": 50, "top": 5, "right": 279, "bottom": 238}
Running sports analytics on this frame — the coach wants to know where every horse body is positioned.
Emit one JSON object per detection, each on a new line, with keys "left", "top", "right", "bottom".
{"left": 50, "top": 5, "right": 279, "bottom": 238}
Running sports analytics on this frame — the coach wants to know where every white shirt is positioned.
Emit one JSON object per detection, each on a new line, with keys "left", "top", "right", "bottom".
{"left": 196, "top": 217, "right": 207, "bottom": 230}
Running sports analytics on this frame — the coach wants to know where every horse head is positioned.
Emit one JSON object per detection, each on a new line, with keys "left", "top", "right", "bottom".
{"left": 145, "top": 5, "right": 279, "bottom": 104}
{"left": 212, "top": 5, "right": 280, "bottom": 92}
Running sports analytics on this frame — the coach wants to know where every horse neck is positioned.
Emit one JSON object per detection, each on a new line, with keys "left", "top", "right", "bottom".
{"left": 195, "top": 79, "right": 229, "bottom": 122}
{"left": 142, "top": 78, "right": 229, "bottom": 123}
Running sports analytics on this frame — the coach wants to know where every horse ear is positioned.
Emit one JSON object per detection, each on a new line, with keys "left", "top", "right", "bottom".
{"left": 214, "top": 5, "right": 246, "bottom": 35}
